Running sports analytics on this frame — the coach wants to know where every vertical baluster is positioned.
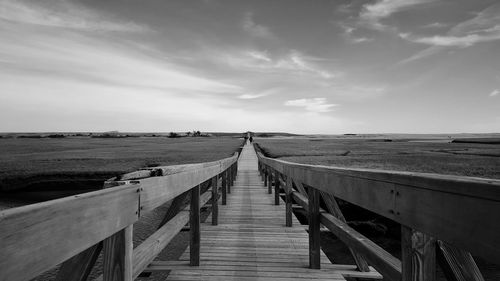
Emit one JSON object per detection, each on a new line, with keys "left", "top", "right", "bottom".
{"left": 103, "top": 225, "right": 133, "bottom": 281}
{"left": 285, "top": 175, "right": 293, "bottom": 227}
{"left": 308, "top": 187, "right": 321, "bottom": 269}
{"left": 211, "top": 176, "right": 218, "bottom": 226}
{"left": 190, "top": 185, "right": 201, "bottom": 266}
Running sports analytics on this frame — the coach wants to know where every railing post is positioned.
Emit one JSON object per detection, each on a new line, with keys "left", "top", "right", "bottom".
{"left": 103, "top": 225, "right": 133, "bottom": 281}
{"left": 285, "top": 176, "right": 293, "bottom": 227}
{"left": 308, "top": 186, "right": 321, "bottom": 269}
{"left": 221, "top": 171, "right": 227, "bottom": 205}
{"left": 274, "top": 171, "right": 280, "bottom": 205}
{"left": 190, "top": 184, "right": 201, "bottom": 266}
{"left": 267, "top": 167, "right": 272, "bottom": 194}
{"left": 263, "top": 166, "right": 268, "bottom": 187}
{"left": 227, "top": 166, "right": 232, "bottom": 194}
{"left": 211, "top": 176, "right": 218, "bottom": 226}
{"left": 401, "top": 226, "right": 436, "bottom": 281}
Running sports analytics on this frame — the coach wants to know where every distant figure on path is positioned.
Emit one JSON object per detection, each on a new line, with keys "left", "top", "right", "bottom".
{"left": 249, "top": 136, "right": 253, "bottom": 143}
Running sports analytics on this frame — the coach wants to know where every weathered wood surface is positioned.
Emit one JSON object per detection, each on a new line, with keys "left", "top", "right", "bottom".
{"left": 436, "top": 240, "right": 485, "bottom": 281}
{"left": 103, "top": 225, "right": 133, "bottom": 281}
{"left": 162, "top": 143, "right": 381, "bottom": 281}
{"left": 0, "top": 184, "right": 140, "bottom": 281}
{"left": 401, "top": 227, "right": 436, "bottom": 281}
{"left": 257, "top": 152, "right": 500, "bottom": 262}
{"left": 291, "top": 190, "right": 400, "bottom": 281}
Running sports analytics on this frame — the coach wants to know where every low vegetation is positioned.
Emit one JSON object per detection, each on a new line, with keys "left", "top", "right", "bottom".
{"left": 256, "top": 136, "right": 500, "bottom": 179}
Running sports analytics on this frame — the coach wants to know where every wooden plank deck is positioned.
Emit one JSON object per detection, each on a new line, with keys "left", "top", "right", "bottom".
{"left": 157, "top": 143, "right": 380, "bottom": 280}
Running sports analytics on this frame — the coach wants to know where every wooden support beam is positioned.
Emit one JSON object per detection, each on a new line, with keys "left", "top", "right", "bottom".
{"left": 190, "top": 185, "right": 201, "bottom": 266}
{"left": 267, "top": 167, "right": 273, "bottom": 194}
{"left": 55, "top": 243, "right": 102, "bottom": 281}
{"left": 227, "top": 166, "right": 232, "bottom": 194}
{"left": 103, "top": 225, "right": 133, "bottom": 281}
{"left": 221, "top": 172, "right": 227, "bottom": 205}
{"left": 274, "top": 170, "right": 280, "bottom": 205}
{"left": 308, "top": 187, "right": 321, "bottom": 269}
{"left": 211, "top": 176, "right": 219, "bottom": 226}
{"left": 285, "top": 176, "right": 293, "bottom": 227}
{"left": 319, "top": 191, "right": 370, "bottom": 272}
{"left": 157, "top": 190, "right": 189, "bottom": 229}
{"left": 401, "top": 226, "right": 436, "bottom": 281}
{"left": 264, "top": 166, "right": 268, "bottom": 187}
{"left": 436, "top": 241, "right": 485, "bottom": 281}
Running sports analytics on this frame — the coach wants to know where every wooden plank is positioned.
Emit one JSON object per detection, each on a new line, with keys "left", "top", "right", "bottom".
{"left": 319, "top": 191, "right": 370, "bottom": 272}
{"left": 133, "top": 210, "right": 189, "bottom": 278}
{"left": 258, "top": 152, "right": 500, "bottom": 262}
{"left": 103, "top": 225, "right": 133, "bottom": 281}
{"left": 211, "top": 176, "right": 219, "bottom": 225}
{"left": 0, "top": 184, "right": 139, "bottom": 281}
{"left": 308, "top": 187, "right": 321, "bottom": 269}
{"left": 401, "top": 226, "right": 436, "bottom": 281}
{"left": 190, "top": 185, "right": 201, "bottom": 266}
{"left": 274, "top": 170, "right": 280, "bottom": 205}
{"left": 436, "top": 240, "right": 485, "bottom": 281}
{"left": 221, "top": 171, "right": 227, "bottom": 205}
{"left": 158, "top": 190, "right": 190, "bottom": 229}
{"left": 285, "top": 175, "right": 293, "bottom": 227}
{"left": 55, "top": 243, "right": 102, "bottom": 281}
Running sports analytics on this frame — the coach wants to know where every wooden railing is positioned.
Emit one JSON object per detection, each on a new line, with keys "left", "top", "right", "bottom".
{"left": 256, "top": 146, "right": 500, "bottom": 281}
{"left": 0, "top": 152, "right": 239, "bottom": 281}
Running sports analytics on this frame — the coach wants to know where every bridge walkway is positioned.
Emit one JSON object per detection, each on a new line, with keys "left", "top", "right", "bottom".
{"left": 154, "top": 143, "right": 379, "bottom": 280}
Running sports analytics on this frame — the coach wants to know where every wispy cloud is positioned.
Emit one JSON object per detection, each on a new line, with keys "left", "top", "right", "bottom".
{"left": 238, "top": 88, "right": 281, "bottom": 99}
{"left": 242, "top": 12, "right": 274, "bottom": 39}
{"left": 400, "top": 3, "right": 500, "bottom": 63}
{"left": 490, "top": 89, "right": 499, "bottom": 97}
{"left": 223, "top": 49, "right": 337, "bottom": 79}
{"left": 422, "top": 22, "right": 448, "bottom": 28}
{"left": 359, "top": 0, "right": 435, "bottom": 30}
{"left": 284, "top": 98, "right": 337, "bottom": 113}
{"left": 0, "top": 0, "right": 148, "bottom": 32}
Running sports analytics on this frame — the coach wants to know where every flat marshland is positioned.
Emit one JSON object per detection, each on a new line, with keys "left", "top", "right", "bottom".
{"left": 256, "top": 135, "right": 500, "bottom": 280}
{"left": 0, "top": 136, "right": 243, "bottom": 206}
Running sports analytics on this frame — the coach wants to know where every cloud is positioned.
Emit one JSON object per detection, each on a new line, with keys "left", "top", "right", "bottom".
{"left": 0, "top": 0, "right": 148, "bottom": 32}
{"left": 223, "top": 49, "right": 337, "bottom": 79}
{"left": 242, "top": 12, "right": 274, "bottom": 38}
{"left": 350, "top": 37, "right": 374, "bottom": 43}
{"left": 238, "top": 87, "right": 280, "bottom": 99}
{"left": 490, "top": 89, "right": 500, "bottom": 97}
{"left": 399, "top": 3, "right": 500, "bottom": 63}
{"left": 284, "top": 98, "right": 337, "bottom": 113}
{"left": 422, "top": 22, "right": 448, "bottom": 28}
{"left": 359, "top": 0, "right": 435, "bottom": 30}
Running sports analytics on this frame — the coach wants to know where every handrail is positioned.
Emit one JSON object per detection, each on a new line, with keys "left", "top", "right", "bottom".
{"left": 256, "top": 147, "right": 500, "bottom": 280}
{"left": 0, "top": 152, "right": 239, "bottom": 281}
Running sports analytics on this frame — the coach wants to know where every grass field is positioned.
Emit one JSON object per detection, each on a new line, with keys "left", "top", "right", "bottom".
{"left": 0, "top": 136, "right": 243, "bottom": 193}
{"left": 255, "top": 136, "right": 500, "bottom": 179}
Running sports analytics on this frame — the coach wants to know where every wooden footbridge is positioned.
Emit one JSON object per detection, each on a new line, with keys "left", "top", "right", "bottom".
{"left": 1, "top": 138, "right": 500, "bottom": 281}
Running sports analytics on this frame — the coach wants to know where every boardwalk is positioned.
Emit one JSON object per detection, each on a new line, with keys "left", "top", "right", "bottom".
{"left": 151, "top": 143, "right": 380, "bottom": 280}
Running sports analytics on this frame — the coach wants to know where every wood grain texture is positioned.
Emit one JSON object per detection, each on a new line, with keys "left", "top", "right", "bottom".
{"left": 257, "top": 151, "right": 500, "bottom": 262}
{"left": 308, "top": 187, "right": 321, "bottom": 269}
{"left": 221, "top": 171, "right": 227, "bottom": 205}
{"left": 0, "top": 185, "right": 139, "bottom": 281}
{"left": 436, "top": 240, "right": 485, "bottom": 281}
{"left": 211, "top": 176, "right": 219, "bottom": 226}
{"left": 401, "top": 226, "right": 436, "bottom": 281}
{"left": 274, "top": 170, "right": 281, "bottom": 205}
{"left": 190, "top": 185, "right": 201, "bottom": 266}
{"left": 285, "top": 176, "right": 293, "bottom": 227}
{"left": 103, "top": 225, "right": 133, "bottom": 281}
{"left": 319, "top": 191, "right": 370, "bottom": 272}
{"left": 55, "top": 243, "right": 102, "bottom": 281}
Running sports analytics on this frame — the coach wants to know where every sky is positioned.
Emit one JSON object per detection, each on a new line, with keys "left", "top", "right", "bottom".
{"left": 0, "top": 0, "right": 499, "bottom": 134}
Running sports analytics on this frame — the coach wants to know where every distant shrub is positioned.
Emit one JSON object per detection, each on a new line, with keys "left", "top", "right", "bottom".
{"left": 18, "top": 135, "right": 42, "bottom": 138}
{"left": 168, "top": 132, "right": 180, "bottom": 138}
{"left": 47, "top": 134, "right": 65, "bottom": 138}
